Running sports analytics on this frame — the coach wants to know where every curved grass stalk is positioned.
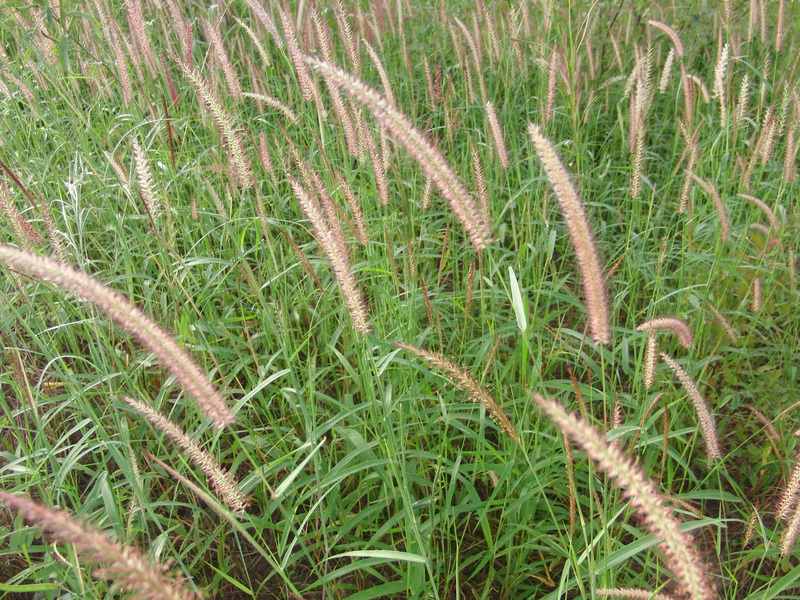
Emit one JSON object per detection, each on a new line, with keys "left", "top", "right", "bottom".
{"left": 0, "top": 490, "right": 198, "bottom": 600}
{"left": 659, "top": 353, "right": 722, "bottom": 462}
{"left": 531, "top": 394, "right": 714, "bottom": 600}
{"left": 0, "top": 246, "right": 234, "bottom": 428}
{"left": 306, "top": 56, "right": 492, "bottom": 251}
{"left": 528, "top": 123, "right": 611, "bottom": 344}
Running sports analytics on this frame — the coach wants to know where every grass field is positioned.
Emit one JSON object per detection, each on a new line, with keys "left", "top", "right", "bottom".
{"left": 1, "top": 1, "right": 799, "bottom": 598}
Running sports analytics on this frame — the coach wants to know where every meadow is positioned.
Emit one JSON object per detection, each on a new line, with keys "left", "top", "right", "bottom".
{"left": 0, "top": 0, "right": 799, "bottom": 598}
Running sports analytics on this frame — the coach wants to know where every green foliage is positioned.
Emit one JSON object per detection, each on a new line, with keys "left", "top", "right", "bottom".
{"left": 0, "top": 1, "right": 799, "bottom": 598}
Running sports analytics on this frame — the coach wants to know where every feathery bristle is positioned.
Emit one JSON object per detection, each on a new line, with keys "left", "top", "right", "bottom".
{"left": 528, "top": 123, "right": 611, "bottom": 345}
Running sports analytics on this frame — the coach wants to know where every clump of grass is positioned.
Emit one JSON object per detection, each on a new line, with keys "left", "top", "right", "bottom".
{"left": 1, "top": 0, "right": 800, "bottom": 597}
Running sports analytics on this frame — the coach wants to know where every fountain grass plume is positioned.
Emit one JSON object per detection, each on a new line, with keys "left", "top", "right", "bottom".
{"left": 123, "top": 396, "right": 248, "bottom": 514}
{"left": 242, "top": 92, "right": 299, "bottom": 124}
{"left": 659, "top": 353, "right": 722, "bottom": 462}
{"left": 244, "top": 0, "right": 282, "bottom": 48}
{"left": 781, "top": 505, "right": 800, "bottom": 556}
{"left": 739, "top": 193, "right": 781, "bottom": 231}
{"left": 777, "top": 453, "right": 800, "bottom": 520}
{"left": 637, "top": 317, "right": 694, "bottom": 349}
{"left": 305, "top": 56, "right": 492, "bottom": 251}
{"left": 646, "top": 20, "right": 684, "bottom": 58}
{"left": 531, "top": 394, "right": 714, "bottom": 600}
{"left": 395, "top": 342, "right": 520, "bottom": 444}
{"left": 485, "top": 101, "right": 509, "bottom": 168}
{"left": 289, "top": 178, "right": 371, "bottom": 334}
{"left": 691, "top": 175, "right": 729, "bottom": 242}
{"left": 0, "top": 178, "right": 45, "bottom": 247}
{"left": 528, "top": 123, "right": 611, "bottom": 344}
{"left": 598, "top": 588, "right": 676, "bottom": 600}
{"left": 201, "top": 17, "right": 241, "bottom": 101}
{"left": 643, "top": 332, "right": 658, "bottom": 390}
{"left": 172, "top": 56, "right": 253, "bottom": 189}
{"left": 0, "top": 246, "right": 234, "bottom": 429}
{"left": 0, "top": 490, "right": 198, "bottom": 600}
{"left": 132, "top": 138, "right": 161, "bottom": 218}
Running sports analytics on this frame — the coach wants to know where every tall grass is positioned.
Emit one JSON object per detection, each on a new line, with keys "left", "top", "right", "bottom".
{"left": 0, "top": 1, "right": 799, "bottom": 599}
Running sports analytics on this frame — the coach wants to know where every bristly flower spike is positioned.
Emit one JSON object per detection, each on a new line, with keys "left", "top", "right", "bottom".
{"left": 637, "top": 317, "right": 694, "bottom": 349}
{"left": 306, "top": 56, "right": 492, "bottom": 251}
{"left": 531, "top": 394, "right": 714, "bottom": 600}
{"left": 659, "top": 352, "right": 722, "bottom": 462}
{"left": 395, "top": 342, "right": 520, "bottom": 444}
{"left": 0, "top": 490, "right": 198, "bottom": 600}
{"left": 528, "top": 123, "right": 611, "bottom": 344}
{"left": 0, "top": 246, "right": 234, "bottom": 428}
{"left": 123, "top": 396, "right": 248, "bottom": 514}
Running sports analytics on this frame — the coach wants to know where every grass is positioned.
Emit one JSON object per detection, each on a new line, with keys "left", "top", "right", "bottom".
{"left": 0, "top": 0, "right": 799, "bottom": 598}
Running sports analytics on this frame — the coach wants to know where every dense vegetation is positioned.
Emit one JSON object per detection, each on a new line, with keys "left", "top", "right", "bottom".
{"left": 0, "top": 0, "right": 799, "bottom": 598}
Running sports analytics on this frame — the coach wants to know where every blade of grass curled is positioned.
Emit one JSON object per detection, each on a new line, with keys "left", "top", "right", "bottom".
{"left": 305, "top": 56, "right": 492, "bottom": 251}
{"left": 0, "top": 246, "right": 234, "bottom": 429}
{"left": 528, "top": 123, "right": 611, "bottom": 344}
{"left": 0, "top": 490, "right": 197, "bottom": 600}
{"left": 531, "top": 394, "right": 714, "bottom": 600}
